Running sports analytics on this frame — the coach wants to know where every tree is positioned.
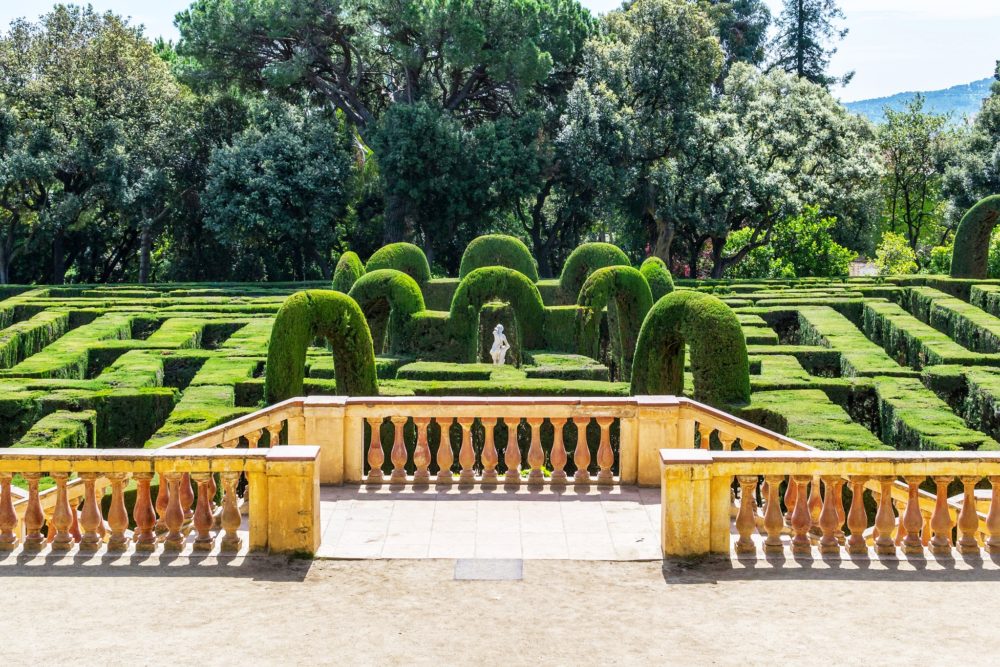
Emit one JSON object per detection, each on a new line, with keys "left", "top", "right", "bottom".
{"left": 878, "top": 95, "right": 955, "bottom": 258}
{"left": 176, "top": 0, "right": 593, "bottom": 242}
{"left": 874, "top": 231, "right": 918, "bottom": 275}
{"left": 945, "top": 62, "right": 1000, "bottom": 225}
{"left": 202, "top": 101, "right": 356, "bottom": 280}
{"left": 769, "top": 0, "right": 852, "bottom": 88}
{"left": 707, "top": 0, "right": 771, "bottom": 81}
{"left": 0, "top": 6, "right": 184, "bottom": 283}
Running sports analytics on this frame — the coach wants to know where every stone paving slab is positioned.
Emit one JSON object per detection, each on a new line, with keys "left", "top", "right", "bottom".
{"left": 317, "top": 484, "right": 662, "bottom": 560}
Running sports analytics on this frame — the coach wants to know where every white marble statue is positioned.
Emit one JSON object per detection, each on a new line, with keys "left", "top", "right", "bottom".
{"left": 490, "top": 324, "right": 511, "bottom": 366}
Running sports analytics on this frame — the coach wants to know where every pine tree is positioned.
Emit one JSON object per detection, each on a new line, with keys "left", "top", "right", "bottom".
{"left": 769, "top": 0, "right": 853, "bottom": 88}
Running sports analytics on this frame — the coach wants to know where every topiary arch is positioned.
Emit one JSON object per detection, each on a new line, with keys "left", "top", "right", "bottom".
{"left": 639, "top": 256, "right": 674, "bottom": 301}
{"left": 332, "top": 251, "right": 365, "bottom": 292}
{"left": 366, "top": 242, "right": 432, "bottom": 284}
{"left": 950, "top": 195, "right": 1000, "bottom": 279}
{"left": 348, "top": 269, "right": 425, "bottom": 354}
{"left": 264, "top": 290, "right": 378, "bottom": 403}
{"left": 459, "top": 234, "right": 540, "bottom": 281}
{"left": 630, "top": 291, "right": 750, "bottom": 407}
{"left": 449, "top": 267, "right": 546, "bottom": 362}
{"left": 560, "top": 242, "right": 631, "bottom": 300}
{"left": 576, "top": 266, "right": 653, "bottom": 382}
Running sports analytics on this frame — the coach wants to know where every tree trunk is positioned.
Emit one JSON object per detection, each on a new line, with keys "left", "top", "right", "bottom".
{"left": 138, "top": 221, "right": 152, "bottom": 283}
{"left": 51, "top": 227, "right": 66, "bottom": 285}
{"left": 652, "top": 216, "right": 674, "bottom": 263}
{"left": 383, "top": 191, "right": 409, "bottom": 244}
{"left": 710, "top": 236, "right": 726, "bottom": 279}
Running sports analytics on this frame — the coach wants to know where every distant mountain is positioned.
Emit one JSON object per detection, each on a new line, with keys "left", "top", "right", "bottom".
{"left": 844, "top": 77, "right": 994, "bottom": 124}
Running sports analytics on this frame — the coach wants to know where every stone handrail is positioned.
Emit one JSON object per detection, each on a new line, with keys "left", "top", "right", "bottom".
{"left": 0, "top": 447, "right": 320, "bottom": 557}
{"left": 659, "top": 449, "right": 1000, "bottom": 559}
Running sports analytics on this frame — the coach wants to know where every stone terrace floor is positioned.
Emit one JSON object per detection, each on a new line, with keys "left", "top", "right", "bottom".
{"left": 317, "top": 484, "right": 662, "bottom": 560}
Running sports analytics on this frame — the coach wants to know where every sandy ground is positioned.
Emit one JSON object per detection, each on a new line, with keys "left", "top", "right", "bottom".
{"left": 3, "top": 555, "right": 1000, "bottom": 666}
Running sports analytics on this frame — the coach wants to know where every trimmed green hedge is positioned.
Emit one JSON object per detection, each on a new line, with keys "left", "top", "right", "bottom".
{"left": 951, "top": 194, "right": 1000, "bottom": 279}
{"left": 631, "top": 291, "right": 750, "bottom": 407}
{"left": 264, "top": 290, "right": 378, "bottom": 403}
{"left": 365, "top": 242, "right": 431, "bottom": 284}
{"left": 639, "top": 256, "right": 674, "bottom": 301}
{"left": 559, "top": 242, "right": 631, "bottom": 301}
{"left": 449, "top": 267, "right": 546, "bottom": 362}
{"left": 12, "top": 410, "right": 96, "bottom": 449}
{"left": 459, "top": 234, "right": 539, "bottom": 282}
{"left": 332, "top": 251, "right": 365, "bottom": 292}
{"left": 576, "top": 266, "right": 653, "bottom": 381}
{"left": 349, "top": 269, "right": 426, "bottom": 354}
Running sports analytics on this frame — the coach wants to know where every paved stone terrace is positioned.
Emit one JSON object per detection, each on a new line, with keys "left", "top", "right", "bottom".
{"left": 317, "top": 484, "right": 663, "bottom": 560}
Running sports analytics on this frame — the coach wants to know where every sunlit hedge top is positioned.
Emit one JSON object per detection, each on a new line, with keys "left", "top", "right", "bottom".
{"left": 560, "top": 242, "right": 631, "bottom": 300}
{"left": 366, "top": 242, "right": 431, "bottom": 284}
{"left": 459, "top": 234, "right": 539, "bottom": 282}
{"left": 332, "top": 251, "right": 365, "bottom": 292}
{"left": 639, "top": 256, "right": 674, "bottom": 301}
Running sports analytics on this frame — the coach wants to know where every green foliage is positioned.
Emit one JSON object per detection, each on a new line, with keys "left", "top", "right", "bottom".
{"left": 944, "top": 67, "right": 1000, "bottom": 225}
{"left": 639, "top": 257, "right": 674, "bottom": 301}
{"left": 348, "top": 269, "right": 426, "bottom": 354}
{"left": 264, "top": 290, "right": 378, "bottom": 403}
{"left": 332, "top": 251, "right": 365, "bottom": 292}
{"left": 459, "top": 235, "right": 539, "bottom": 282}
{"left": 950, "top": 195, "right": 1000, "bottom": 279}
{"left": 559, "top": 242, "right": 631, "bottom": 300}
{"left": 449, "top": 267, "right": 546, "bottom": 362}
{"left": 575, "top": 266, "right": 653, "bottom": 381}
{"left": 876, "top": 232, "right": 919, "bottom": 276}
{"left": 13, "top": 410, "right": 96, "bottom": 449}
{"left": 365, "top": 243, "right": 432, "bottom": 285}
{"left": 769, "top": 0, "right": 850, "bottom": 88}
{"left": 928, "top": 244, "right": 953, "bottom": 274}
{"left": 631, "top": 291, "right": 750, "bottom": 406}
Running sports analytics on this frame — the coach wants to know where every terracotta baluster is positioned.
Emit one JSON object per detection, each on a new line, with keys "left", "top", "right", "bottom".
{"left": 735, "top": 476, "right": 758, "bottom": 554}
{"left": 412, "top": 417, "right": 432, "bottom": 484}
{"left": 504, "top": 418, "right": 521, "bottom": 484}
{"left": 179, "top": 472, "right": 195, "bottom": 527}
{"left": 987, "top": 476, "right": 1000, "bottom": 554}
{"left": 819, "top": 476, "right": 841, "bottom": 555}
{"left": 549, "top": 418, "right": 568, "bottom": 485}
{"left": 457, "top": 417, "right": 476, "bottom": 484}
{"left": 106, "top": 473, "right": 130, "bottom": 552}
{"left": 22, "top": 472, "right": 45, "bottom": 552}
{"left": 266, "top": 423, "right": 282, "bottom": 447}
{"left": 0, "top": 472, "right": 16, "bottom": 550}
{"left": 220, "top": 472, "right": 242, "bottom": 551}
{"left": 893, "top": 499, "right": 906, "bottom": 545}
{"left": 719, "top": 434, "right": 734, "bottom": 451}
{"left": 901, "top": 476, "right": 925, "bottom": 556}
{"left": 846, "top": 476, "right": 868, "bottom": 554}
{"left": 69, "top": 497, "right": 81, "bottom": 542}
{"left": 162, "top": 473, "right": 185, "bottom": 551}
{"left": 783, "top": 474, "right": 797, "bottom": 527}
{"left": 436, "top": 418, "right": 455, "bottom": 484}
{"left": 154, "top": 472, "right": 170, "bottom": 534}
{"left": 874, "top": 477, "right": 897, "bottom": 555}
{"left": 245, "top": 430, "right": 262, "bottom": 450}
{"left": 596, "top": 417, "right": 615, "bottom": 486}
{"left": 930, "top": 476, "right": 954, "bottom": 555}
{"left": 391, "top": 416, "right": 410, "bottom": 483}
{"left": 699, "top": 429, "right": 710, "bottom": 450}
{"left": 762, "top": 475, "right": 785, "bottom": 554}
{"left": 133, "top": 472, "right": 157, "bottom": 551}
{"left": 192, "top": 473, "right": 214, "bottom": 551}
{"left": 366, "top": 417, "right": 384, "bottom": 483}
{"left": 807, "top": 475, "right": 823, "bottom": 533}
{"left": 957, "top": 475, "right": 981, "bottom": 554}
{"left": 526, "top": 418, "right": 545, "bottom": 485}
{"left": 832, "top": 479, "right": 846, "bottom": 543}
{"left": 573, "top": 417, "right": 591, "bottom": 485}
{"left": 479, "top": 418, "right": 498, "bottom": 484}
{"left": 49, "top": 472, "right": 74, "bottom": 551}
{"left": 790, "top": 475, "right": 812, "bottom": 555}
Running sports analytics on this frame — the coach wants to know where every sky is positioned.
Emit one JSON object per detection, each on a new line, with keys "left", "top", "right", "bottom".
{"left": 2, "top": 0, "right": 999, "bottom": 102}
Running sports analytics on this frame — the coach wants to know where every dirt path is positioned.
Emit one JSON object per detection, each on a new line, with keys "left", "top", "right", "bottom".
{"left": 3, "top": 557, "right": 999, "bottom": 665}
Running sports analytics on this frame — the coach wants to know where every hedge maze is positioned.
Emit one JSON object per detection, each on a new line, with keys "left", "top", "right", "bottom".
{"left": 8, "top": 235, "right": 1000, "bottom": 461}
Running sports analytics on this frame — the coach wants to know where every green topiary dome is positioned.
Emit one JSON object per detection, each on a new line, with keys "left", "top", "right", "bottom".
{"left": 459, "top": 234, "right": 540, "bottom": 282}
{"left": 560, "top": 242, "right": 631, "bottom": 300}
{"left": 332, "top": 251, "right": 365, "bottom": 292}
{"left": 950, "top": 195, "right": 1000, "bottom": 279}
{"left": 366, "top": 242, "right": 432, "bottom": 284}
{"left": 639, "top": 256, "right": 674, "bottom": 301}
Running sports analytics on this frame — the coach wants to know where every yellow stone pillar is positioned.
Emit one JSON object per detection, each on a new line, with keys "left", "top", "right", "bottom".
{"left": 637, "top": 396, "right": 683, "bottom": 487}
{"left": 265, "top": 446, "right": 321, "bottom": 556}
{"left": 659, "top": 448, "right": 713, "bottom": 557}
{"left": 302, "top": 396, "right": 348, "bottom": 484}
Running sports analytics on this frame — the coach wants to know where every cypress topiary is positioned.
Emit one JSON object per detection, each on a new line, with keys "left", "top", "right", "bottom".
{"left": 348, "top": 269, "right": 425, "bottom": 354}
{"left": 449, "top": 267, "right": 546, "bottom": 362}
{"left": 459, "top": 234, "right": 540, "bottom": 282}
{"left": 639, "top": 256, "right": 674, "bottom": 301}
{"left": 559, "top": 242, "right": 631, "bottom": 300}
{"left": 332, "top": 251, "right": 365, "bottom": 292}
{"left": 630, "top": 290, "right": 750, "bottom": 407}
{"left": 950, "top": 195, "right": 1000, "bottom": 279}
{"left": 576, "top": 266, "right": 653, "bottom": 381}
{"left": 264, "top": 290, "right": 378, "bottom": 403}
{"left": 366, "top": 242, "right": 432, "bottom": 284}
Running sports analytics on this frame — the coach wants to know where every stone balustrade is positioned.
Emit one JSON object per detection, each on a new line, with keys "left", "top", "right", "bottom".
{"left": 659, "top": 449, "right": 1000, "bottom": 559}
{"left": 0, "top": 446, "right": 320, "bottom": 557}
